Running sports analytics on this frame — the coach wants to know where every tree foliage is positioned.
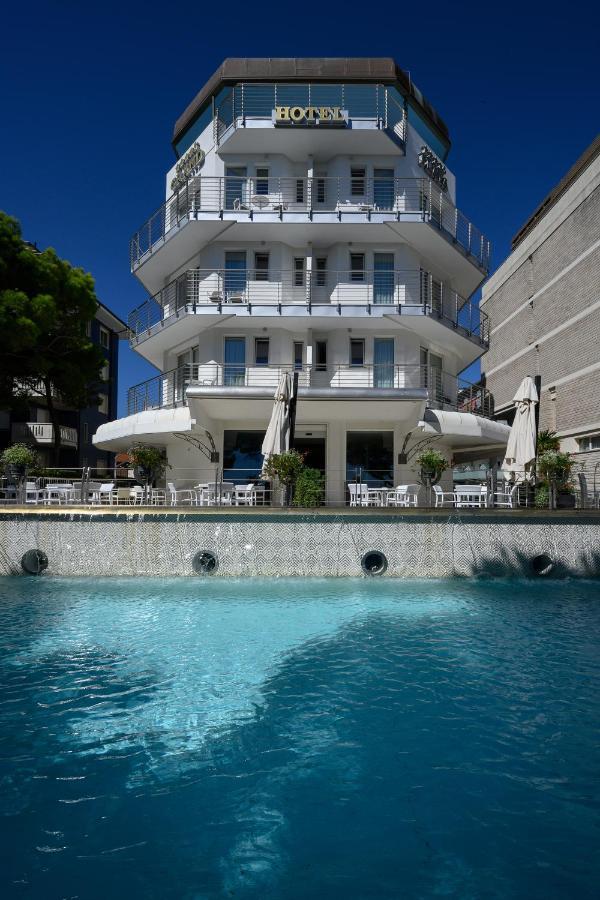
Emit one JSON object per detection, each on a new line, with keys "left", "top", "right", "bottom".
{"left": 0, "top": 211, "right": 107, "bottom": 459}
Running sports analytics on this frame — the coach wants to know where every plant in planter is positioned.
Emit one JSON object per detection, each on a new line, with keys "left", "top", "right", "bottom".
{"left": 537, "top": 450, "right": 574, "bottom": 508}
{"left": 415, "top": 449, "right": 449, "bottom": 486}
{"left": 262, "top": 450, "right": 305, "bottom": 506}
{"left": 128, "top": 445, "right": 170, "bottom": 499}
{"left": 1, "top": 443, "right": 39, "bottom": 478}
{"left": 536, "top": 429, "right": 561, "bottom": 455}
{"left": 293, "top": 467, "right": 324, "bottom": 508}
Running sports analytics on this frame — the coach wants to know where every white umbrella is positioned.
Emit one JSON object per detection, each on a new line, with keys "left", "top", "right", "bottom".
{"left": 261, "top": 373, "right": 294, "bottom": 473}
{"left": 502, "top": 376, "right": 539, "bottom": 481}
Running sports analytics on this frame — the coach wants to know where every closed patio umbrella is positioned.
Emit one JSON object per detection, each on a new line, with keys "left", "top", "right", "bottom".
{"left": 502, "top": 376, "right": 539, "bottom": 481}
{"left": 261, "top": 372, "right": 294, "bottom": 473}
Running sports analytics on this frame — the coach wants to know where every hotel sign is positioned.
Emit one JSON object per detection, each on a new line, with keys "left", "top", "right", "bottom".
{"left": 171, "top": 142, "right": 205, "bottom": 192}
{"left": 418, "top": 145, "right": 448, "bottom": 191}
{"left": 273, "top": 106, "right": 348, "bottom": 126}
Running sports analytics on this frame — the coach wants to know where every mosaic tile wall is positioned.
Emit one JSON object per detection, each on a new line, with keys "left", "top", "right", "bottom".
{"left": 0, "top": 512, "right": 599, "bottom": 578}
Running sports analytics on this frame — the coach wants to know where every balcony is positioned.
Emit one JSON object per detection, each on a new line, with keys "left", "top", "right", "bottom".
{"left": 127, "top": 268, "right": 489, "bottom": 361}
{"left": 212, "top": 82, "right": 407, "bottom": 158}
{"left": 12, "top": 422, "right": 78, "bottom": 448}
{"left": 127, "top": 363, "right": 492, "bottom": 420}
{"left": 130, "top": 176, "right": 491, "bottom": 297}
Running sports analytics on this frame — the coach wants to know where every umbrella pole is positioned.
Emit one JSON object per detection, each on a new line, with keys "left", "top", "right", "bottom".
{"left": 288, "top": 372, "right": 299, "bottom": 449}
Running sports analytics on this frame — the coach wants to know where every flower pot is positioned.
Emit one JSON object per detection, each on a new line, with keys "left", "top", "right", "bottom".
{"left": 6, "top": 463, "right": 27, "bottom": 479}
{"left": 556, "top": 491, "right": 576, "bottom": 509}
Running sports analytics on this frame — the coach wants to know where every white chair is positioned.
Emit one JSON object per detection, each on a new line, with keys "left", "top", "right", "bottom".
{"left": 92, "top": 482, "right": 115, "bottom": 505}
{"left": 167, "top": 482, "right": 197, "bottom": 506}
{"left": 204, "top": 482, "right": 235, "bottom": 505}
{"left": 494, "top": 484, "right": 520, "bottom": 508}
{"left": 234, "top": 484, "right": 258, "bottom": 506}
{"left": 433, "top": 484, "right": 456, "bottom": 508}
{"left": 387, "top": 484, "right": 420, "bottom": 508}
{"left": 114, "top": 487, "right": 133, "bottom": 505}
{"left": 25, "top": 481, "right": 44, "bottom": 505}
{"left": 44, "top": 483, "right": 75, "bottom": 505}
{"left": 130, "top": 486, "right": 145, "bottom": 505}
{"left": 348, "top": 483, "right": 370, "bottom": 507}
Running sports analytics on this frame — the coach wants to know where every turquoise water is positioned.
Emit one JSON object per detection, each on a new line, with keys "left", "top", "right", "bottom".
{"left": 0, "top": 577, "right": 599, "bottom": 899}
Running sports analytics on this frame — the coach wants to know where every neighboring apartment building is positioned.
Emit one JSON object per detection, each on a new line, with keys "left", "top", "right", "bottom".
{"left": 482, "top": 135, "right": 600, "bottom": 485}
{"left": 0, "top": 302, "right": 127, "bottom": 470}
{"left": 94, "top": 57, "right": 510, "bottom": 503}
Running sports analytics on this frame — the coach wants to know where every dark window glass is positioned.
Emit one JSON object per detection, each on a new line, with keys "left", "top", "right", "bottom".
{"left": 350, "top": 339, "right": 365, "bottom": 367}
{"left": 315, "top": 340, "right": 327, "bottom": 371}
{"left": 350, "top": 253, "right": 365, "bottom": 282}
{"left": 351, "top": 167, "right": 366, "bottom": 196}
{"left": 294, "top": 342, "right": 304, "bottom": 371}
{"left": 255, "top": 338, "right": 269, "bottom": 366}
{"left": 296, "top": 179, "right": 305, "bottom": 203}
{"left": 346, "top": 431, "right": 393, "bottom": 487}
{"left": 294, "top": 258, "right": 305, "bottom": 287}
{"left": 255, "top": 167, "right": 269, "bottom": 195}
{"left": 254, "top": 253, "right": 269, "bottom": 281}
{"left": 315, "top": 257, "right": 327, "bottom": 287}
{"left": 316, "top": 178, "right": 326, "bottom": 203}
{"left": 223, "top": 430, "right": 265, "bottom": 484}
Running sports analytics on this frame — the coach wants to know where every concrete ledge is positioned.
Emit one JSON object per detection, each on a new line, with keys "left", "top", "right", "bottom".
{"left": 1, "top": 510, "right": 599, "bottom": 578}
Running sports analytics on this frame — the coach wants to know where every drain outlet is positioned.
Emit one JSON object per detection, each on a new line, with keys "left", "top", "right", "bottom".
{"left": 21, "top": 549, "right": 48, "bottom": 575}
{"left": 361, "top": 551, "right": 388, "bottom": 576}
{"left": 192, "top": 550, "right": 218, "bottom": 575}
{"left": 531, "top": 554, "right": 554, "bottom": 576}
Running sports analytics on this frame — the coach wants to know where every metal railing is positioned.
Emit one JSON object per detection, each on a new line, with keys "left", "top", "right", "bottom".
{"left": 11, "top": 422, "right": 79, "bottom": 447}
{"left": 127, "top": 268, "right": 489, "bottom": 346}
{"left": 213, "top": 82, "right": 406, "bottom": 144}
{"left": 130, "top": 175, "right": 491, "bottom": 271}
{"left": 127, "top": 362, "right": 492, "bottom": 419}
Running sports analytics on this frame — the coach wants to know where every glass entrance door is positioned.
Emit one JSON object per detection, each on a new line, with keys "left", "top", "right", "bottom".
{"left": 224, "top": 337, "right": 246, "bottom": 386}
{"left": 373, "top": 253, "right": 395, "bottom": 305}
{"left": 373, "top": 338, "right": 395, "bottom": 388}
{"left": 225, "top": 166, "right": 247, "bottom": 209}
{"left": 224, "top": 251, "right": 247, "bottom": 300}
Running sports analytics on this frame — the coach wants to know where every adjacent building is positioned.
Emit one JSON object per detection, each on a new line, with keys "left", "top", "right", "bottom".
{"left": 482, "top": 135, "right": 600, "bottom": 486}
{"left": 1, "top": 302, "right": 126, "bottom": 470}
{"left": 94, "top": 57, "right": 509, "bottom": 503}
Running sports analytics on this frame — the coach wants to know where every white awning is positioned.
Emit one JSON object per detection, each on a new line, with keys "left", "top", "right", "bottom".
{"left": 418, "top": 409, "right": 511, "bottom": 447}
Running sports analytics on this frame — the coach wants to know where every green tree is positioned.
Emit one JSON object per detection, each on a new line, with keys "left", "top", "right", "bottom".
{"left": 0, "top": 211, "right": 106, "bottom": 463}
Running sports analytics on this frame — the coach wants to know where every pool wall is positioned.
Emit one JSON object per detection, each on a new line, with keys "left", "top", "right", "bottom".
{"left": 1, "top": 509, "right": 600, "bottom": 577}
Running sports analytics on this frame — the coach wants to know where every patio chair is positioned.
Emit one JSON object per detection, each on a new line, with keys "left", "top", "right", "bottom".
{"left": 114, "top": 487, "right": 133, "bottom": 505}
{"left": 494, "top": 483, "right": 520, "bottom": 508}
{"left": 433, "top": 484, "right": 455, "bottom": 508}
{"left": 167, "top": 482, "right": 197, "bottom": 506}
{"left": 92, "top": 482, "right": 115, "bottom": 505}
{"left": 204, "top": 482, "right": 235, "bottom": 505}
{"left": 25, "top": 480, "right": 44, "bottom": 505}
{"left": 388, "top": 484, "right": 420, "bottom": 508}
{"left": 347, "top": 483, "right": 369, "bottom": 507}
{"left": 130, "top": 486, "right": 145, "bottom": 505}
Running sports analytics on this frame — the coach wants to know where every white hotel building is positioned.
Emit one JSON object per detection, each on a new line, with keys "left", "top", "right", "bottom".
{"left": 94, "top": 58, "right": 509, "bottom": 503}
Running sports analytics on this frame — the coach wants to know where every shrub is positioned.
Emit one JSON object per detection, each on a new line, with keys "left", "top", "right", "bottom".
{"left": 0, "top": 443, "right": 39, "bottom": 472}
{"left": 534, "top": 485, "right": 550, "bottom": 509}
{"left": 293, "top": 468, "right": 324, "bottom": 507}
{"left": 262, "top": 450, "right": 305, "bottom": 487}
{"left": 537, "top": 451, "right": 572, "bottom": 485}
{"left": 128, "top": 445, "right": 170, "bottom": 479}
{"left": 536, "top": 430, "right": 560, "bottom": 455}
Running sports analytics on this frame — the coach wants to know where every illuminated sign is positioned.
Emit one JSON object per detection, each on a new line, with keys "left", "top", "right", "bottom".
{"left": 418, "top": 146, "right": 448, "bottom": 191}
{"left": 171, "top": 142, "right": 205, "bottom": 192}
{"left": 273, "top": 106, "right": 348, "bottom": 126}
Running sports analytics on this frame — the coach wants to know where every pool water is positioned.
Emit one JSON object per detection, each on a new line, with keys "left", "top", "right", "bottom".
{"left": 0, "top": 577, "right": 599, "bottom": 899}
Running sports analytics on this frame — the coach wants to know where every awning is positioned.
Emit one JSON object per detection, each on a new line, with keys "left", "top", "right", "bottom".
{"left": 418, "top": 408, "right": 511, "bottom": 447}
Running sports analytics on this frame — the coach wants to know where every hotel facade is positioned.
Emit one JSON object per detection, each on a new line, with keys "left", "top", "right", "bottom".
{"left": 94, "top": 58, "right": 509, "bottom": 503}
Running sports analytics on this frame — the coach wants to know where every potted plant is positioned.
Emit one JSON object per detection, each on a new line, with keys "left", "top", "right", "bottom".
{"left": 415, "top": 449, "right": 448, "bottom": 486}
{"left": 262, "top": 449, "right": 305, "bottom": 506}
{"left": 293, "top": 467, "right": 324, "bottom": 508}
{"left": 1, "top": 443, "right": 39, "bottom": 478}
{"left": 537, "top": 450, "right": 574, "bottom": 508}
{"left": 128, "top": 445, "right": 170, "bottom": 500}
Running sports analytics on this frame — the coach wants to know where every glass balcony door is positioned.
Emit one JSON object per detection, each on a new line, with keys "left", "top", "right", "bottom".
{"left": 224, "top": 251, "right": 247, "bottom": 300}
{"left": 225, "top": 166, "right": 247, "bottom": 210}
{"left": 373, "top": 168, "right": 395, "bottom": 210}
{"left": 373, "top": 253, "right": 395, "bottom": 305}
{"left": 224, "top": 337, "right": 246, "bottom": 386}
{"left": 373, "top": 338, "right": 395, "bottom": 388}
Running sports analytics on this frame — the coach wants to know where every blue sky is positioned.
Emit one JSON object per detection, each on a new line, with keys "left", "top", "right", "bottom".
{"left": 1, "top": 1, "right": 598, "bottom": 413}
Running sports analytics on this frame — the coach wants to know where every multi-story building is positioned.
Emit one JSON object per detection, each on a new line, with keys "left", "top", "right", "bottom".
{"left": 1, "top": 301, "right": 126, "bottom": 469}
{"left": 94, "top": 57, "right": 509, "bottom": 503}
{"left": 482, "top": 135, "right": 600, "bottom": 488}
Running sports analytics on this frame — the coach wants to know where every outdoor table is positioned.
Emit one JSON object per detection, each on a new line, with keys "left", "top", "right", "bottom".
{"left": 454, "top": 485, "right": 486, "bottom": 508}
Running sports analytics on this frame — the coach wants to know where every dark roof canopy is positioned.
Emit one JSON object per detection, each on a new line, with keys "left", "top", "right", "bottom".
{"left": 512, "top": 134, "right": 600, "bottom": 249}
{"left": 172, "top": 57, "right": 450, "bottom": 153}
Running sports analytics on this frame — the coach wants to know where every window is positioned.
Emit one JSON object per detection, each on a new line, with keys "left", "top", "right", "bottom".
{"left": 99, "top": 327, "right": 109, "bottom": 349}
{"left": 101, "top": 362, "right": 109, "bottom": 381}
{"left": 223, "top": 430, "right": 265, "bottom": 483}
{"left": 255, "top": 167, "right": 269, "bottom": 195}
{"left": 578, "top": 435, "right": 600, "bottom": 451}
{"left": 315, "top": 340, "right": 327, "bottom": 371}
{"left": 294, "top": 257, "right": 305, "bottom": 287}
{"left": 315, "top": 257, "right": 327, "bottom": 287}
{"left": 350, "top": 338, "right": 365, "bottom": 367}
{"left": 255, "top": 338, "right": 269, "bottom": 367}
{"left": 294, "top": 342, "right": 304, "bottom": 371}
{"left": 98, "top": 394, "right": 109, "bottom": 414}
{"left": 296, "top": 179, "right": 305, "bottom": 204}
{"left": 254, "top": 252, "right": 269, "bottom": 281}
{"left": 346, "top": 431, "right": 393, "bottom": 487}
{"left": 316, "top": 177, "right": 326, "bottom": 204}
{"left": 351, "top": 167, "right": 366, "bottom": 196}
{"left": 350, "top": 253, "right": 365, "bottom": 282}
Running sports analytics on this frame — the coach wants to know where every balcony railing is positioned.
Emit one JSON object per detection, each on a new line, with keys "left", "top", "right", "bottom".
{"left": 127, "top": 363, "right": 492, "bottom": 419}
{"left": 127, "top": 268, "right": 489, "bottom": 346}
{"left": 130, "top": 176, "right": 491, "bottom": 271}
{"left": 213, "top": 82, "right": 406, "bottom": 145}
{"left": 12, "top": 422, "right": 78, "bottom": 447}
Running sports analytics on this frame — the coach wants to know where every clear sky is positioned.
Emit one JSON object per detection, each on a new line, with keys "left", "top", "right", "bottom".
{"left": 1, "top": 0, "right": 598, "bottom": 413}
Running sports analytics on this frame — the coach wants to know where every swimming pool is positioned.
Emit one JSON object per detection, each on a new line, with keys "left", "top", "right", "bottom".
{"left": 1, "top": 577, "right": 599, "bottom": 898}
